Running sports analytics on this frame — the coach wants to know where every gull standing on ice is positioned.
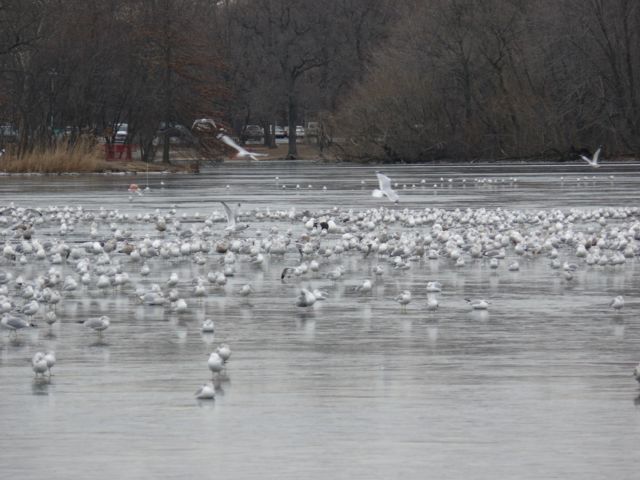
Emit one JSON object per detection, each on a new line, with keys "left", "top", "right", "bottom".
{"left": 356, "top": 279, "right": 373, "bottom": 294}
{"left": 195, "top": 382, "right": 215, "bottom": 400}
{"left": 426, "top": 297, "right": 439, "bottom": 311}
{"left": 216, "top": 344, "right": 231, "bottom": 363}
{"left": 78, "top": 315, "right": 110, "bottom": 336}
{"left": 395, "top": 290, "right": 411, "bottom": 311}
{"left": 1, "top": 314, "right": 36, "bottom": 337}
{"left": 44, "top": 351, "right": 56, "bottom": 375}
{"left": 201, "top": 319, "right": 215, "bottom": 333}
{"left": 466, "top": 298, "right": 489, "bottom": 310}
{"left": 296, "top": 288, "right": 317, "bottom": 307}
{"left": 208, "top": 351, "right": 224, "bottom": 376}
{"left": 32, "top": 352, "right": 49, "bottom": 376}
{"left": 239, "top": 283, "right": 254, "bottom": 297}
{"left": 610, "top": 295, "right": 624, "bottom": 310}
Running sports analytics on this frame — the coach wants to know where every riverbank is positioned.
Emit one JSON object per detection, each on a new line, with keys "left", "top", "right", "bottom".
{"left": 0, "top": 157, "right": 193, "bottom": 175}
{"left": 0, "top": 140, "right": 333, "bottom": 174}
{"left": 1, "top": 141, "right": 634, "bottom": 174}
{"left": 96, "top": 159, "right": 193, "bottom": 173}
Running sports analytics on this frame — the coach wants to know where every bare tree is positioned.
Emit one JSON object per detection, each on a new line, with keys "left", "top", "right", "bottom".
{"left": 2, "top": 0, "right": 638, "bottom": 165}
{"left": 230, "top": 0, "right": 348, "bottom": 158}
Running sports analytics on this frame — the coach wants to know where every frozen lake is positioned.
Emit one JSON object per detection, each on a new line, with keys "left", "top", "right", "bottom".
{"left": 1, "top": 161, "right": 639, "bottom": 479}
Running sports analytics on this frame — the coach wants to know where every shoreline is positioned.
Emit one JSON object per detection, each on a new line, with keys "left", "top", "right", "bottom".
{"left": 0, "top": 141, "right": 636, "bottom": 175}
{"left": 0, "top": 158, "right": 637, "bottom": 176}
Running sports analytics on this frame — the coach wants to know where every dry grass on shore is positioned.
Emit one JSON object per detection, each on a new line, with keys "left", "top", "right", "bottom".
{"left": 0, "top": 139, "right": 337, "bottom": 174}
{"left": 1, "top": 140, "right": 101, "bottom": 173}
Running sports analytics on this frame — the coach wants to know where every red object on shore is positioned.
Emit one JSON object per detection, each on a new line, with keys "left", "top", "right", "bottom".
{"left": 104, "top": 144, "right": 134, "bottom": 161}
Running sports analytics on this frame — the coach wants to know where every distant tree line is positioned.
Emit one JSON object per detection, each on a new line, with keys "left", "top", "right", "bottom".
{"left": 339, "top": 0, "right": 640, "bottom": 161}
{"left": 0, "top": 0, "right": 638, "bottom": 162}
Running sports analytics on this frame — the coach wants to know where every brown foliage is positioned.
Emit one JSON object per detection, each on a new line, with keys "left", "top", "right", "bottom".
{"left": 0, "top": 139, "right": 100, "bottom": 173}
{"left": 336, "top": 0, "right": 640, "bottom": 162}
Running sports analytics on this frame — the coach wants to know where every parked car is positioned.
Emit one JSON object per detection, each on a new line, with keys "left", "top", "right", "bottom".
{"left": 114, "top": 123, "right": 128, "bottom": 143}
{"left": 282, "top": 126, "right": 305, "bottom": 138}
{"left": 273, "top": 125, "right": 286, "bottom": 138}
{"left": 244, "top": 124, "right": 263, "bottom": 140}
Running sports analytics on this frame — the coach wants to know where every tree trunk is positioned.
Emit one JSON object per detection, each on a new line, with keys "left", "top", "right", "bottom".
{"left": 162, "top": 11, "right": 172, "bottom": 164}
{"left": 162, "top": 125, "right": 171, "bottom": 163}
{"left": 263, "top": 120, "right": 273, "bottom": 148}
{"left": 287, "top": 92, "right": 298, "bottom": 159}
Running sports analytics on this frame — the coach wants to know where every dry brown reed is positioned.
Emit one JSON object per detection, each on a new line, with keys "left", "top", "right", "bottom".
{"left": 0, "top": 139, "right": 101, "bottom": 173}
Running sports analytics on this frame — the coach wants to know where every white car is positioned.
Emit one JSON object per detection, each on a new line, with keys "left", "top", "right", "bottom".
{"left": 114, "top": 123, "right": 128, "bottom": 143}
{"left": 273, "top": 126, "right": 286, "bottom": 138}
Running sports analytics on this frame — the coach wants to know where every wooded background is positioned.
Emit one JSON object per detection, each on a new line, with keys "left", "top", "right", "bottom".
{"left": 0, "top": 0, "right": 638, "bottom": 162}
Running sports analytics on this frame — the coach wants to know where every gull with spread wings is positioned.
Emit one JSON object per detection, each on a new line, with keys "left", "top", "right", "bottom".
{"left": 218, "top": 134, "right": 268, "bottom": 161}
{"left": 581, "top": 146, "right": 602, "bottom": 168}
{"left": 220, "top": 201, "right": 249, "bottom": 233}
{"left": 372, "top": 172, "right": 400, "bottom": 203}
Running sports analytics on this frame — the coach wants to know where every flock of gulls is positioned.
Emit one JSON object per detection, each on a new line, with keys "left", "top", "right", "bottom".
{"left": 1, "top": 166, "right": 640, "bottom": 403}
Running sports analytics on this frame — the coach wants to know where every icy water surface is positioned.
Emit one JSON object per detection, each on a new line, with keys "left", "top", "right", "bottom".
{"left": 1, "top": 161, "right": 639, "bottom": 480}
